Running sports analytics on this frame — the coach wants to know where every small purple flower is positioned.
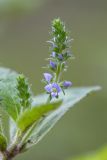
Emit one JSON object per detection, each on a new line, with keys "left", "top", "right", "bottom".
{"left": 58, "top": 54, "right": 63, "bottom": 60}
{"left": 50, "top": 60, "right": 57, "bottom": 69}
{"left": 51, "top": 52, "right": 56, "bottom": 57}
{"left": 43, "top": 73, "right": 52, "bottom": 83}
{"left": 45, "top": 83, "right": 61, "bottom": 98}
{"left": 63, "top": 81, "right": 72, "bottom": 88}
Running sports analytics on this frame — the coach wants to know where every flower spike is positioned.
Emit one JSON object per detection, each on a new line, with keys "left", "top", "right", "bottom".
{"left": 43, "top": 18, "right": 73, "bottom": 101}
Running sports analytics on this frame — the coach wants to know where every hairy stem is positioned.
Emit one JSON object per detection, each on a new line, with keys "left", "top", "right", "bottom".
{"left": 55, "top": 62, "right": 61, "bottom": 82}
{"left": 4, "top": 130, "right": 22, "bottom": 160}
{"left": 0, "top": 152, "right": 6, "bottom": 160}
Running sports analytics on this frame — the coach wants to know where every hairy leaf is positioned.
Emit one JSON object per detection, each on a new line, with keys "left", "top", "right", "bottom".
{"left": 0, "top": 67, "right": 20, "bottom": 121}
{"left": 0, "top": 133, "right": 7, "bottom": 151}
{"left": 17, "top": 101, "right": 62, "bottom": 132}
{"left": 9, "top": 118, "right": 17, "bottom": 143}
{"left": 23, "top": 86, "right": 100, "bottom": 150}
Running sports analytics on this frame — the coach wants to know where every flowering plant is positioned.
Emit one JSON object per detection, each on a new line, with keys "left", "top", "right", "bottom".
{"left": 0, "top": 18, "right": 100, "bottom": 160}
{"left": 43, "top": 19, "right": 72, "bottom": 101}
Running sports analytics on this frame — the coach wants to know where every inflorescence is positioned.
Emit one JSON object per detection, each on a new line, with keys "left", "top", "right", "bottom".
{"left": 43, "top": 18, "right": 73, "bottom": 100}
{"left": 17, "top": 74, "right": 32, "bottom": 110}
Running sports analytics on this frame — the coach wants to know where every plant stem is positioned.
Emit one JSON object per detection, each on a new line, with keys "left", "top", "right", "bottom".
{"left": 55, "top": 62, "right": 61, "bottom": 83}
{"left": 0, "top": 152, "right": 6, "bottom": 160}
{"left": 4, "top": 130, "right": 22, "bottom": 160}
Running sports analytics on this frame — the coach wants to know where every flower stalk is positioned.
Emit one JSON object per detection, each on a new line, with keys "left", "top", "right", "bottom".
{"left": 43, "top": 18, "right": 73, "bottom": 100}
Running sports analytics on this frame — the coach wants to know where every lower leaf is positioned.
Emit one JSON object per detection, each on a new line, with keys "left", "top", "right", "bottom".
{"left": 23, "top": 86, "right": 100, "bottom": 150}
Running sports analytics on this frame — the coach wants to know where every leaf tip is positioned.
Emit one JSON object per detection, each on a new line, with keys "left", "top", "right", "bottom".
{"left": 93, "top": 85, "right": 102, "bottom": 91}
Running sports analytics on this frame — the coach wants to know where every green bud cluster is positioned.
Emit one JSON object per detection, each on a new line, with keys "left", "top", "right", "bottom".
{"left": 51, "top": 18, "right": 70, "bottom": 53}
{"left": 48, "top": 18, "right": 73, "bottom": 80}
{"left": 17, "top": 74, "right": 32, "bottom": 109}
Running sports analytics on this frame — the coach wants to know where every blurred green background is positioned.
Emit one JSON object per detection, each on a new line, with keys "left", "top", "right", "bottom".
{"left": 0, "top": 0, "right": 107, "bottom": 160}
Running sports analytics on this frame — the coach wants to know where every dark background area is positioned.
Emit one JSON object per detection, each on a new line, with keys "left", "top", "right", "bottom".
{"left": 0, "top": 0, "right": 107, "bottom": 159}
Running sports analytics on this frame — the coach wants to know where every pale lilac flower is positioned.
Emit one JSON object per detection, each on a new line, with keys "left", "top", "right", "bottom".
{"left": 58, "top": 54, "right": 63, "bottom": 60}
{"left": 45, "top": 83, "right": 61, "bottom": 98}
{"left": 50, "top": 60, "right": 56, "bottom": 69}
{"left": 63, "top": 81, "right": 72, "bottom": 88}
{"left": 43, "top": 73, "right": 52, "bottom": 83}
{"left": 51, "top": 52, "right": 56, "bottom": 57}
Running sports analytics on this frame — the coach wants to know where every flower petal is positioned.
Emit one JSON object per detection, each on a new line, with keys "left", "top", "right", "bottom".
{"left": 51, "top": 52, "right": 56, "bottom": 57}
{"left": 44, "top": 84, "right": 52, "bottom": 93}
{"left": 51, "top": 92, "right": 58, "bottom": 98}
{"left": 58, "top": 54, "right": 63, "bottom": 60}
{"left": 43, "top": 73, "right": 52, "bottom": 83}
{"left": 50, "top": 61, "right": 56, "bottom": 69}
{"left": 52, "top": 83, "right": 61, "bottom": 93}
{"left": 63, "top": 81, "right": 72, "bottom": 88}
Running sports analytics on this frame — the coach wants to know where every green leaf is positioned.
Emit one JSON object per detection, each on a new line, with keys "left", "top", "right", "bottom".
{"left": 9, "top": 118, "right": 17, "bottom": 143}
{"left": 0, "top": 67, "right": 21, "bottom": 121}
{"left": 23, "top": 86, "right": 100, "bottom": 150}
{"left": 0, "top": 133, "right": 7, "bottom": 151}
{"left": 69, "top": 145, "right": 107, "bottom": 160}
{"left": 0, "top": 67, "right": 20, "bottom": 143}
{"left": 17, "top": 101, "right": 62, "bottom": 132}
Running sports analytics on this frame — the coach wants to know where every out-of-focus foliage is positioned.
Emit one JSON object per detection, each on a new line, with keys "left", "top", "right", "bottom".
{"left": 69, "top": 146, "right": 107, "bottom": 160}
{"left": 0, "top": 0, "right": 47, "bottom": 14}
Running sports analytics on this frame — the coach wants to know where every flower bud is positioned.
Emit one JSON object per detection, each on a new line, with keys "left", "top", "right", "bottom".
{"left": 50, "top": 61, "right": 57, "bottom": 69}
{"left": 63, "top": 81, "right": 72, "bottom": 88}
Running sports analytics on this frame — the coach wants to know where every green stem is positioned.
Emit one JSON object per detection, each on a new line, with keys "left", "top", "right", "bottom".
{"left": 18, "top": 121, "right": 37, "bottom": 150}
{"left": 55, "top": 62, "right": 63, "bottom": 83}
{"left": 5, "top": 130, "right": 22, "bottom": 160}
